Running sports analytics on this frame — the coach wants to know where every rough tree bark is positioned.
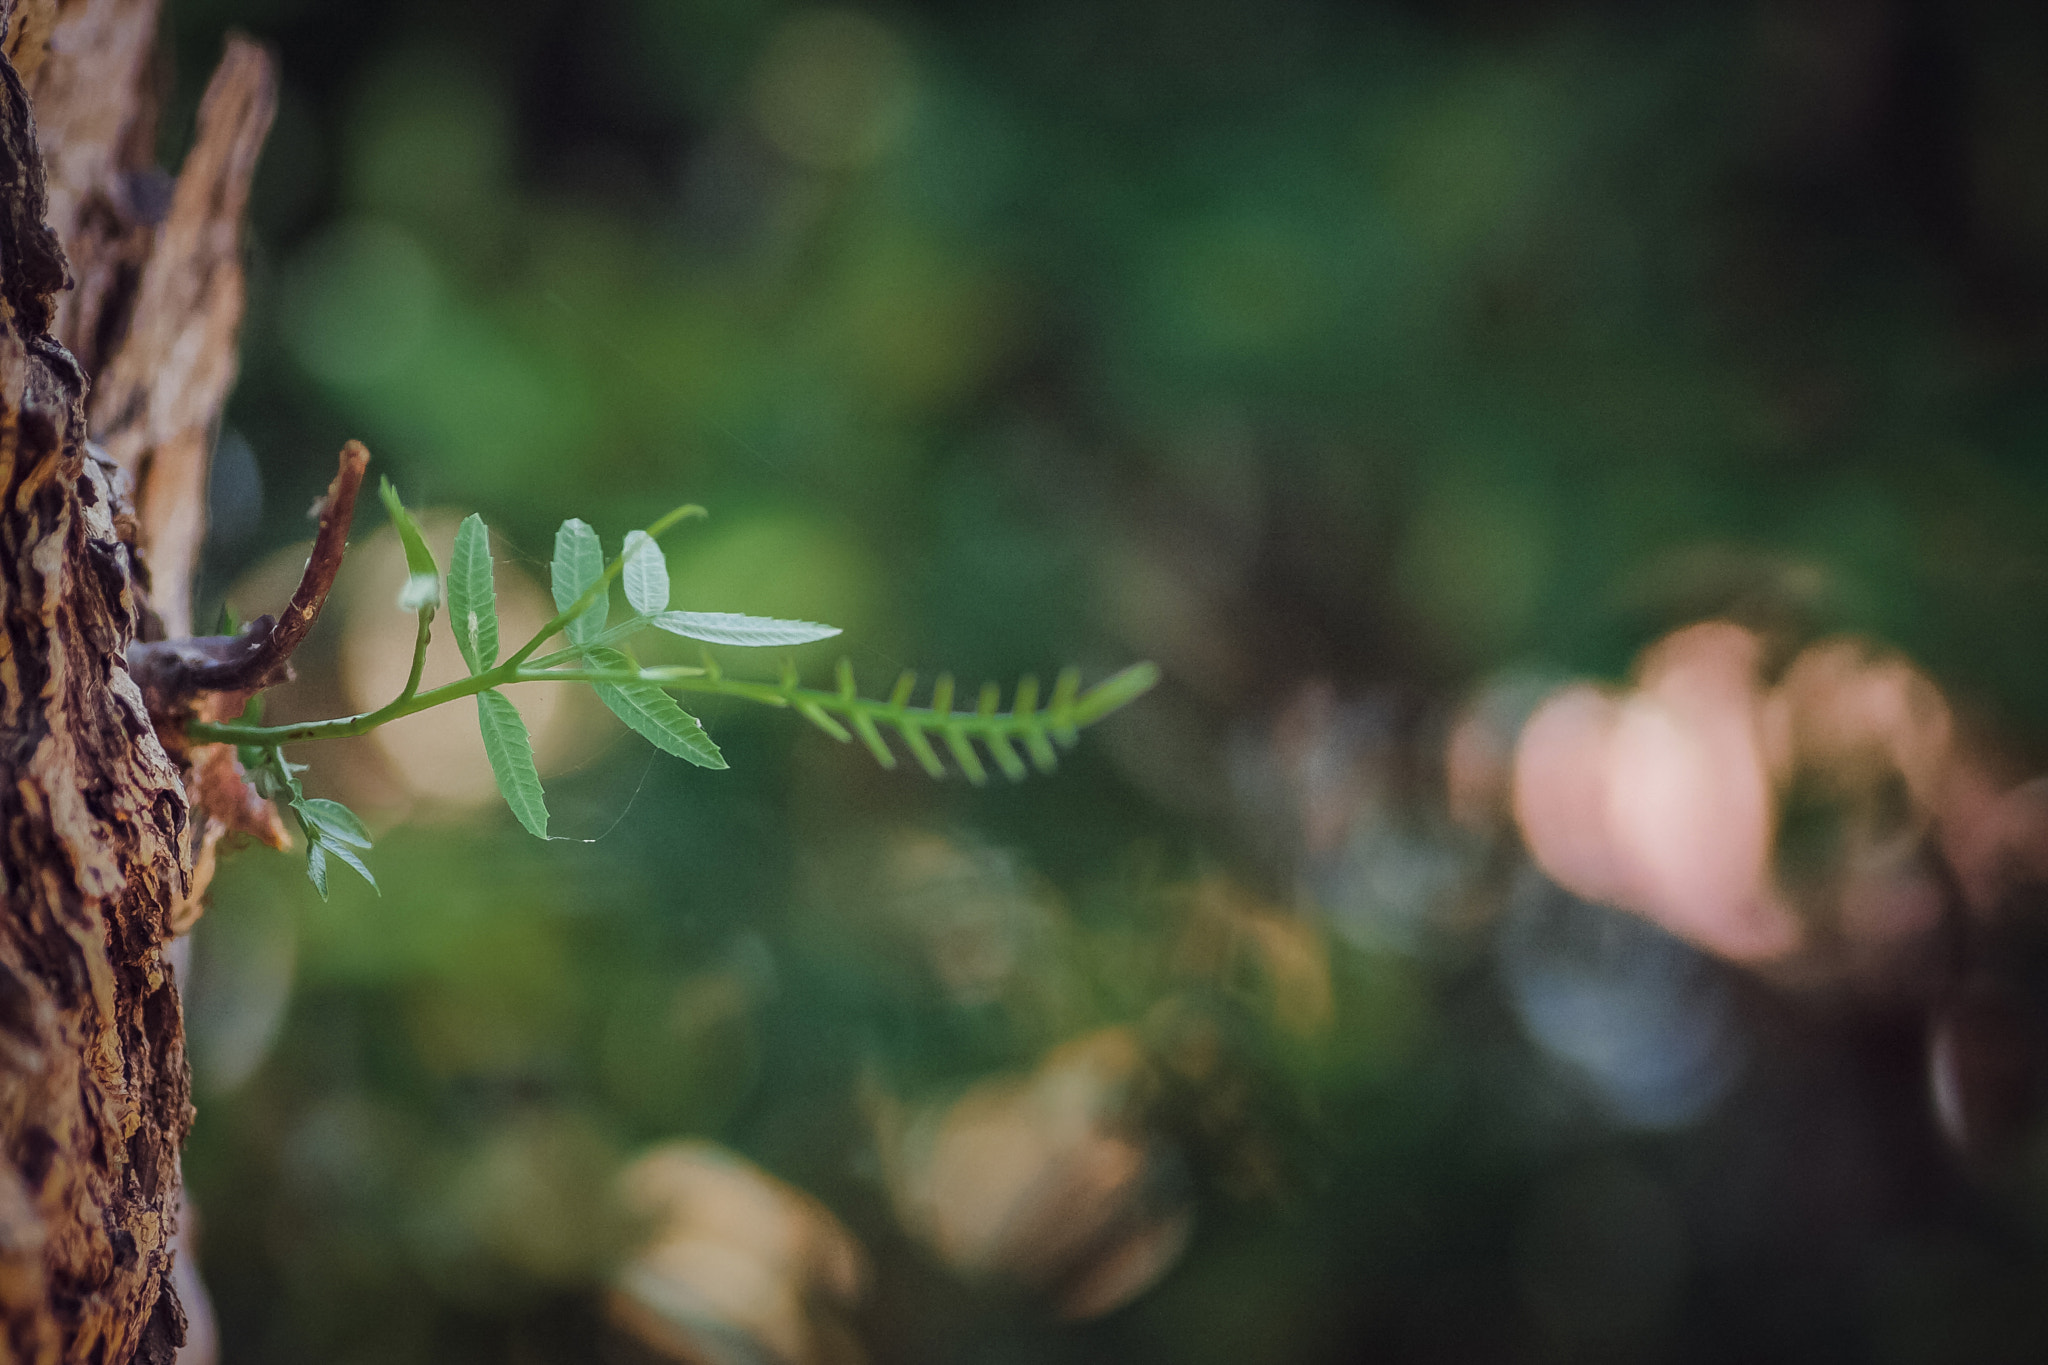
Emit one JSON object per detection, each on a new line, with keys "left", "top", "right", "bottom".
{"left": 0, "top": 0, "right": 272, "bottom": 1361}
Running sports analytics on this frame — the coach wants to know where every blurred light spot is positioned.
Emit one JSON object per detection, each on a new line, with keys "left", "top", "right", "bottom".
{"left": 1514, "top": 621, "right": 2048, "bottom": 981}
{"left": 1269, "top": 681, "right": 1379, "bottom": 859}
{"left": 1238, "top": 682, "right": 1475, "bottom": 952}
{"left": 1516, "top": 1160, "right": 1686, "bottom": 1350}
{"left": 451, "top": 1110, "right": 623, "bottom": 1285}
{"left": 1445, "top": 673, "right": 1557, "bottom": 834}
{"left": 1172, "top": 876, "right": 1333, "bottom": 1039}
{"left": 279, "top": 219, "right": 444, "bottom": 387}
{"left": 751, "top": 10, "right": 914, "bottom": 171}
{"left": 1060, "top": 1202, "right": 1195, "bottom": 1324}
{"left": 879, "top": 1027, "right": 1192, "bottom": 1319}
{"left": 1608, "top": 628, "right": 1779, "bottom": 952}
{"left": 1777, "top": 637, "right": 1953, "bottom": 814}
{"left": 1501, "top": 867, "right": 1745, "bottom": 1130}
{"left": 610, "top": 1142, "right": 867, "bottom": 1365}
{"left": 1513, "top": 622, "right": 1800, "bottom": 963}
{"left": 1513, "top": 683, "right": 1632, "bottom": 904}
{"left": 341, "top": 519, "right": 586, "bottom": 806}
{"left": 880, "top": 832, "right": 1035, "bottom": 1006}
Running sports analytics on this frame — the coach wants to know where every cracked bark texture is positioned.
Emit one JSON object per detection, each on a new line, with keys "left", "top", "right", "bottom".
{"left": 0, "top": 0, "right": 273, "bottom": 1360}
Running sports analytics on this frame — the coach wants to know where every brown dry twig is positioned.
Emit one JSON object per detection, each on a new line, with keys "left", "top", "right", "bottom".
{"left": 128, "top": 440, "right": 370, "bottom": 739}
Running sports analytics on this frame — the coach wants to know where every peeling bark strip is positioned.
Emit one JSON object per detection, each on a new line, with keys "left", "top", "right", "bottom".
{"left": 0, "top": 38, "right": 195, "bottom": 1365}
{"left": 90, "top": 37, "right": 274, "bottom": 640}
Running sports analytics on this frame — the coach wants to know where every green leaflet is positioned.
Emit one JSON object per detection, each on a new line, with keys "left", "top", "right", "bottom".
{"left": 379, "top": 477, "right": 440, "bottom": 614}
{"left": 1067, "top": 660, "right": 1161, "bottom": 724}
{"left": 259, "top": 747, "right": 375, "bottom": 898}
{"left": 292, "top": 800, "right": 377, "bottom": 896}
{"left": 621, "top": 529, "right": 669, "bottom": 615}
{"left": 293, "top": 804, "right": 378, "bottom": 895}
{"left": 299, "top": 798, "right": 371, "bottom": 848}
{"left": 321, "top": 839, "right": 379, "bottom": 891}
{"left": 552, "top": 518, "right": 607, "bottom": 645}
{"left": 305, "top": 841, "right": 329, "bottom": 899}
{"left": 476, "top": 688, "right": 549, "bottom": 837}
{"left": 583, "top": 645, "right": 725, "bottom": 769}
{"left": 646, "top": 611, "right": 841, "bottom": 647}
{"left": 450, "top": 514, "right": 499, "bottom": 674}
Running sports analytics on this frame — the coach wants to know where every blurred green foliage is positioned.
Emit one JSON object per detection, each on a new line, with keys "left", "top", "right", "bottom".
{"left": 164, "top": 0, "right": 2048, "bottom": 1361}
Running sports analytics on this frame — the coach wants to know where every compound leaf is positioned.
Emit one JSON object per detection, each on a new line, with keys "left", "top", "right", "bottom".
{"left": 450, "top": 514, "right": 499, "bottom": 674}
{"left": 552, "top": 518, "right": 607, "bottom": 645}
{"left": 583, "top": 645, "right": 725, "bottom": 769}
{"left": 298, "top": 798, "right": 371, "bottom": 849}
{"left": 476, "top": 688, "right": 548, "bottom": 837}
{"left": 646, "top": 611, "right": 840, "bottom": 648}
{"left": 379, "top": 477, "right": 440, "bottom": 613}
{"left": 319, "top": 838, "right": 380, "bottom": 893}
{"left": 621, "top": 529, "right": 669, "bottom": 615}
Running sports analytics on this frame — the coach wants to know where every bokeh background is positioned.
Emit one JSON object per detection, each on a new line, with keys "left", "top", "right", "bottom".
{"left": 157, "top": 0, "right": 2048, "bottom": 1360}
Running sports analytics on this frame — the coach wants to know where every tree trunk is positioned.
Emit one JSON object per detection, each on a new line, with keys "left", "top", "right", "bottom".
{"left": 0, "top": 1, "right": 272, "bottom": 1360}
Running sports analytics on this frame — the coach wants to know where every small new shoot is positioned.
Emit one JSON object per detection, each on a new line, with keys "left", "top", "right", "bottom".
{"left": 184, "top": 464, "right": 1158, "bottom": 897}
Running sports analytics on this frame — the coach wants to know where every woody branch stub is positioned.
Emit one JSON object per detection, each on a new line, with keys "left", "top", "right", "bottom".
{"left": 127, "top": 439, "right": 368, "bottom": 747}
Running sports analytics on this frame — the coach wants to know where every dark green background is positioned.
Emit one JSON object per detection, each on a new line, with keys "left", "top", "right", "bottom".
{"left": 160, "top": 0, "right": 2048, "bottom": 1360}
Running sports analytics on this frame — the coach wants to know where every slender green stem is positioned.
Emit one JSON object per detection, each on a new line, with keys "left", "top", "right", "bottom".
{"left": 524, "top": 645, "right": 589, "bottom": 670}
{"left": 191, "top": 663, "right": 702, "bottom": 746}
{"left": 192, "top": 667, "right": 503, "bottom": 746}
{"left": 395, "top": 610, "right": 433, "bottom": 705}
{"left": 187, "top": 660, "right": 1162, "bottom": 757}
{"left": 659, "top": 663, "right": 1159, "bottom": 750}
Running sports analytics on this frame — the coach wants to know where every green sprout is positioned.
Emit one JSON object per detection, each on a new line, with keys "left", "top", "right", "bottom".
{"left": 193, "top": 478, "right": 1159, "bottom": 897}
